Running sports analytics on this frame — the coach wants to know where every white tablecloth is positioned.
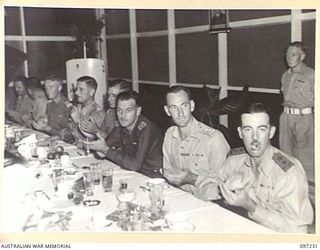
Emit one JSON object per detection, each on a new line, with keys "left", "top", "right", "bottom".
{"left": 1, "top": 124, "right": 274, "bottom": 233}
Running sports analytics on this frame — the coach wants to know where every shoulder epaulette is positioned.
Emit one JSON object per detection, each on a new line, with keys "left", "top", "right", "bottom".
{"left": 198, "top": 124, "right": 216, "bottom": 137}
{"left": 227, "top": 147, "right": 246, "bottom": 157}
{"left": 272, "top": 152, "right": 294, "bottom": 172}
{"left": 137, "top": 121, "right": 147, "bottom": 131}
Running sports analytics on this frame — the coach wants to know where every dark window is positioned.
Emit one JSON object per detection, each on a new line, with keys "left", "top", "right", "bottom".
{"left": 106, "top": 38, "right": 132, "bottom": 79}
{"left": 105, "top": 9, "right": 130, "bottom": 34}
{"left": 136, "top": 9, "right": 167, "bottom": 32}
{"left": 175, "top": 10, "right": 209, "bottom": 28}
{"left": 176, "top": 32, "right": 218, "bottom": 84}
{"left": 27, "top": 41, "right": 75, "bottom": 79}
{"left": 228, "top": 24, "right": 291, "bottom": 89}
{"left": 138, "top": 36, "right": 169, "bottom": 82}
{"left": 5, "top": 7, "right": 21, "bottom": 35}
{"left": 302, "top": 20, "right": 315, "bottom": 68}
{"left": 24, "top": 7, "right": 95, "bottom": 36}
{"left": 229, "top": 10, "right": 290, "bottom": 22}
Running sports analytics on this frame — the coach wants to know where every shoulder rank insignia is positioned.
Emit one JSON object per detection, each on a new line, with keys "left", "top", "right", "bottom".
{"left": 198, "top": 124, "right": 216, "bottom": 137}
{"left": 227, "top": 147, "right": 246, "bottom": 157}
{"left": 272, "top": 152, "right": 294, "bottom": 172}
{"left": 137, "top": 121, "right": 147, "bottom": 131}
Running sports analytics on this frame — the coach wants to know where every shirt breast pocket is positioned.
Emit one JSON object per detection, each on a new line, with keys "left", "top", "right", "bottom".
{"left": 255, "top": 184, "right": 272, "bottom": 206}
{"left": 189, "top": 153, "right": 208, "bottom": 174}
{"left": 295, "top": 78, "right": 310, "bottom": 92}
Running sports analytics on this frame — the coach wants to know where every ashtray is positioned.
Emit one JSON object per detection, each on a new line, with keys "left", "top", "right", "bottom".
{"left": 83, "top": 199, "right": 101, "bottom": 206}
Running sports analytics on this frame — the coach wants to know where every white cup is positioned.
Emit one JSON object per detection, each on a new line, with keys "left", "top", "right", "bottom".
{"left": 165, "top": 212, "right": 190, "bottom": 231}
{"left": 60, "top": 154, "right": 71, "bottom": 168}
{"left": 37, "top": 146, "right": 48, "bottom": 160}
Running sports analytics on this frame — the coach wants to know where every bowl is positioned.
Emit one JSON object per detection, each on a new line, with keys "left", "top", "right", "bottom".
{"left": 116, "top": 191, "right": 136, "bottom": 203}
{"left": 147, "top": 178, "right": 166, "bottom": 186}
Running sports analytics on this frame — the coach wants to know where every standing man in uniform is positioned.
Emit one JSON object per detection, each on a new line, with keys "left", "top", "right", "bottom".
{"left": 32, "top": 76, "right": 71, "bottom": 139}
{"left": 219, "top": 103, "right": 313, "bottom": 233}
{"left": 279, "top": 41, "right": 314, "bottom": 202}
{"left": 68, "top": 76, "right": 105, "bottom": 143}
{"left": 163, "top": 85, "right": 230, "bottom": 201}
{"left": 88, "top": 90, "right": 163, "bottom": 178}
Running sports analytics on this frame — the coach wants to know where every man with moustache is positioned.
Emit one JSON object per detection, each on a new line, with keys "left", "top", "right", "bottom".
{"left": 88, "top": 90, "right": 163, "bottom": 178}
{"left": 279, "top": 42, "right": 314, "bottom": 203}
{"left": 68, "top": 76, "right": 105, "bottom": 143}
{"left": 219, "top": 103, "right": 313, "bottom": 233}
{"left": 162, "top": 85, "right": 230, "bottom": 201}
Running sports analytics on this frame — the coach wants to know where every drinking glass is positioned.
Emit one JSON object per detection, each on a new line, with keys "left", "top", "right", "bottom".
{"left": 102, "top": 168, "right": 113, "bottom": 192}
{"left": 91, "top": 163, "right": 102, "bottom": 185}
{"left": 83, "top": 171, "right": 94, "bottom": 196}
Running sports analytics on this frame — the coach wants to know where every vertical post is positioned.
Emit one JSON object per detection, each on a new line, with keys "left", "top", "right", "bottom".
{"left": 129, "top": 9, "right": 139, "bottom": 92}
{"left": 19, "top": 7, "right": 28, "bottom": 77}
{"left": 291, "top": 9, "right": 302, "bottom": 42}
{"left": 95, "top": 9, "right": 107, "bottom": 61}
{"left": 83, "top": 42, "right": 87, "bottom": 58}
{"left": 218, "top": 32, "right": 228, "bottom": 127}
{"left": 95, "top": 9, "right": 108, "bottom": 89}
{"left": 168, "top": 10, "right": 176, "bottom": 87}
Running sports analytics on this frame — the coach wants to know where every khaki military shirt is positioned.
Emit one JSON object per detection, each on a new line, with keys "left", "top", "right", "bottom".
{"left": 21, "top": 94, "right": 48, "bottom": 128}
{"left": 8, "top": 94, "right": 33, "bottom": 123}
{"left": 163, "top": 117, "right": 230, "bottom": 198}
{"left": 97, "top": 108, "right": 118, "bottom": 139}
{"left": 221, "top": 145, "right": 314, "bottom": 233}
{"left": 46, "top": 95, "right": 71, "bottom": 136}
{"left": 281, "top": 63, "right": 314, "bottom": 109}
{"left": 71, "top": 100, "right": 105, "bottom": 141}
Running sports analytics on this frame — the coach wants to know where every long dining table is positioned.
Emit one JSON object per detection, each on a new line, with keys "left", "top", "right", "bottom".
{"left": 1, "top": 122, "right": 274, "bottom": 233}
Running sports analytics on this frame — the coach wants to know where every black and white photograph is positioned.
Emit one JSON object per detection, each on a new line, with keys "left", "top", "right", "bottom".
{"left": 2, "top": 4, "right": 318, "bottom": 243}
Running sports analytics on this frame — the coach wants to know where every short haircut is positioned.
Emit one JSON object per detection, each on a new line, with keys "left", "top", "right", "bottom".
{"left": 45, "top": 75, "right": 63, "bottom": 87}
{"left": 286, "top": 41, "right": 307, "bottom": 54}
{"left": 116, "top": 90, "right": 141, "bottom": 107}
{"left": 108, "top": 79, "right": 131, "bottom": 93}
{"left": 14, "top": 76, "right": 28, "bottom": 85}
{"left": 77, "top": 76, "right": 98, "bottom": 91}
{"left": 241, "top": 102, "right": 274, "bottom": 126}
{"left": 165, "top": 85, "right": 192, "bottom": 100}
{"left": 26, "top": 77, "right": 43, "bottom": 91}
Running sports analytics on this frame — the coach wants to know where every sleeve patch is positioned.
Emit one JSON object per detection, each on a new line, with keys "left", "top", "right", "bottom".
{"left": 272, "top": 152, "right": 294, "bottom": 172}
{"left": 138, "top": 121, "right": 147, "bottom": 131}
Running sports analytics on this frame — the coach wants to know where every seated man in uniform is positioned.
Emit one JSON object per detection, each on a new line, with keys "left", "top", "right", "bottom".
{"left": 7, "top": 76, "right": 33, "bottom": 124}
{"left": 162, "top": 85, "right": 230, "bottom": 200}
{"left": 32, "top": 76, "right": 71, "bottom": 140}
{"left": 218, "top": 103, "right": 313, "bottom": 233}
{"left": 84, "top": 79, "right": 131, "bottom": 139}
{"left": 68, "top": 76, "right": 105, "bottom": 145}
{"left": 21, "top": 77, "right": 48, "bottom": 128}
{"left": 88, "top": 90, "right": 163, "bottom": 178}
